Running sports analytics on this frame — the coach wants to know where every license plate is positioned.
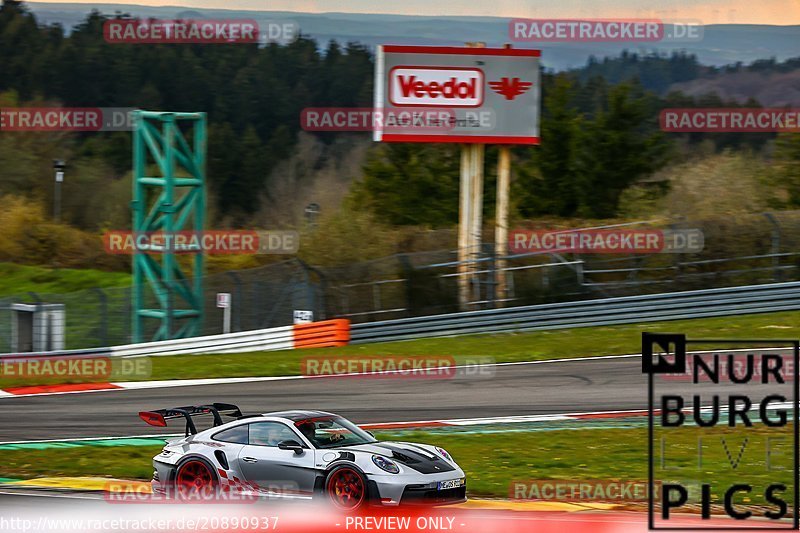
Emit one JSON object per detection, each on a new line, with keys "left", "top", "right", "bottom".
{"left": 437, "top": 478, "right": 464, "bottom": 490}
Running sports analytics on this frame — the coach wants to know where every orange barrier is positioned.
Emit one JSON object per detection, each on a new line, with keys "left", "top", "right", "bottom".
{"left": 292, "top": 319, "right": 350, "bottom": 349}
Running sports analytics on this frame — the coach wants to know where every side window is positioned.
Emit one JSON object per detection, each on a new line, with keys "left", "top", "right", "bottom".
{"left": 212, "top": 425, "right": 249, "bottom": 444}
{"left": 248, "top": 422, "right": 298, "bottom": 447}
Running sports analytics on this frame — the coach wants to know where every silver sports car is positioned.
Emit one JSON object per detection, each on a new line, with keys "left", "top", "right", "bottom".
{"left": 140, "top": 403, "right": 467, "bottom": 511}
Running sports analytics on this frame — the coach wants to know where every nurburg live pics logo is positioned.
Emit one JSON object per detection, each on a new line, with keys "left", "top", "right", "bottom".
{"left": 642, "top": 333, "right": 799, "bottom": 530}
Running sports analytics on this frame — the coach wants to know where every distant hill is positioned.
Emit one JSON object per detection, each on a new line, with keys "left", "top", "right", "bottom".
{"left": 25, "top": 2, "right": 800, "bottom": 71}
{"left": 668, "top": 69, "right": 800, "bottom": 106}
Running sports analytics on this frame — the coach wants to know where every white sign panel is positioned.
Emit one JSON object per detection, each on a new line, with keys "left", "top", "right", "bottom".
{"left": 216, "top": 293, "right": 231, "bottom": 309}
{"left": 388, "top": 67, "right": 484, "bottom": 107}
{"left": 293, "top": 310, "right": 314, "bottom": 324}
{"left": 375, "top": 45, "right": 541, "bottom": 144}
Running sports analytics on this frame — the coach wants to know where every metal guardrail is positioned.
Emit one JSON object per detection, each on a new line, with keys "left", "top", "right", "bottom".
{"left": 0, "top": 325, "right": 295, "bottom": 358}
{"left": 349, "top": 281, "right": 800, "bottom": 344}
{"left": 5, "top": 281, "right": 800, "bottom": 358}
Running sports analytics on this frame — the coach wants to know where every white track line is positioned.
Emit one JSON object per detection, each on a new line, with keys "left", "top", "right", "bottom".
{"left": 0, "top": 408, "right": 635, "bottom": 445}
{"left": 0, "top": 433, "right": 182, "bottom": 446}
{"left": 0, "top": 407, "right": 679, "bottom": 446}
{"left": 0, "top": 345, "right": 792, "bottom": 399}
{"left": 0, "top": 400, "right": 793, "bottom": 446}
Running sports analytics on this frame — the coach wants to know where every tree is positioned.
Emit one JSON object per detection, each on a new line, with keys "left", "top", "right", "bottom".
{"left": 352, "top": 143, "right": 460, "bottom": 226}
{"left": 771, "top": 133, "right": 800, "bottom": 207}
{"left": 515, "top": 75, "right": 583, "bottom": 217}
{"left": 574, "top": 83, "right": 668, "bottom": 218}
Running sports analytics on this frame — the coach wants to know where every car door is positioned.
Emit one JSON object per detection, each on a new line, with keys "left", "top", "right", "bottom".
{"left": 238, "top": 422, "right": 317, "bottom": 497}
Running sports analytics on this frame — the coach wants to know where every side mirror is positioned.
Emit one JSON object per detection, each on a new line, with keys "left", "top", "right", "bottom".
{"left": 278, "top": 439, "right": 305, "bottom": 454}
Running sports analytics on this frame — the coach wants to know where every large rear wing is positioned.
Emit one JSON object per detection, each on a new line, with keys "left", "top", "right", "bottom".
{"left": 139, "top": 403, "right": 243, "bottom": 436}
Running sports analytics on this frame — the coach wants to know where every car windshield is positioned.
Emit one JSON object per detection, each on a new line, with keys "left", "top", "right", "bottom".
{"left": 294, "top": 416, "right": 377, "bottom": 449}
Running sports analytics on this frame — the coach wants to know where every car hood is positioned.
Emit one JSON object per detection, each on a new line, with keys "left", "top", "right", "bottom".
{"left": 328, "top": 441, "right": 457, "bottom": 474}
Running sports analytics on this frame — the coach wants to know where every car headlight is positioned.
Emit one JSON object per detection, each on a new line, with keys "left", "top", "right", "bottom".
{"left": 372, "top": 455, "right": 400, "bottom": 474}
{"left": 435, "top": 447, "right": 453, "bottom": 461}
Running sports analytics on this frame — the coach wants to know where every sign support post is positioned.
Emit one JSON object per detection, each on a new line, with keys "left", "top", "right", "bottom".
{"left": 373, "top": 43, "right": 540, "bottom": 312}
{"left": 216, "top": 293, "right": 231, "bottom": 334}
{"left": 458, "top": 143, "right": 485, "bottom": 310}
{"left": 495, "top": 145, "right": 511, "bottom": 306}
{"left": 457, "top": 42, "right": 486, "bottom": 310}
{"left": 468, "top": 143, "right": 485, "bottom": 307}
{"left": 457, "top": 146, "right": 473, "bottom": 309}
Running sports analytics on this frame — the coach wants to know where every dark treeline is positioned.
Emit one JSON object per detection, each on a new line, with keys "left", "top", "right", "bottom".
{"left": 572, "top": 50, "right": 702, "bottom": 93}
{"left": 571, "top": 51, "right": 800, "bottom": 93}
{"left": 0, "top": 0, "right": 373, "bottom": 221}
{"left": 1, "top": 0, "right": 795, "bottom": 229}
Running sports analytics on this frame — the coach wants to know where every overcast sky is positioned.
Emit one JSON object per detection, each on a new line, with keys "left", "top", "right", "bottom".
{"left": 30, "top": 0, "right": 800, "bottom": 24}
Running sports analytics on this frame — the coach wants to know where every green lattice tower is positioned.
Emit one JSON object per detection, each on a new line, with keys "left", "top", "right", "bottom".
{"left": 132, "top": 111, "right": 207, "bottom": 343}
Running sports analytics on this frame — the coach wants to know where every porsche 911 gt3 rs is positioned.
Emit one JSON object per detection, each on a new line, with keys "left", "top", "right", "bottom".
{"left": 140, "top": 403, "right": 467, "bottom": 511}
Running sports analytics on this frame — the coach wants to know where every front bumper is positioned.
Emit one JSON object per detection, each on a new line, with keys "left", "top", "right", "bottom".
{"left": 399, "top": 484, "right": 467, "bottom": 506}
{"left": 368, "top": 471, "right": 467, "bottom": 507}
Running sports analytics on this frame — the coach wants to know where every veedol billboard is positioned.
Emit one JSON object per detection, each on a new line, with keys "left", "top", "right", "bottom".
{"left": 374, "top": 45, "right": 541, "bottom": 144}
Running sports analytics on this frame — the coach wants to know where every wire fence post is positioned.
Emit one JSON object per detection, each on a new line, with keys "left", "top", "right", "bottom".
{"left": 764, "top": 212, "right": 782, "bottom": 282}
{"left": 397, "top": 254, "right": 414, "bottom": 318}
{"left": 226, "top": 271, "right": 243, "bottom": 333}
{"left": 93, "top": 287, "right": 109, "bottom": 348}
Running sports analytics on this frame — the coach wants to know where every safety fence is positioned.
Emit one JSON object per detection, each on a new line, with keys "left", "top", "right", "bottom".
{"left": 4, "top": 210, "right": 800, "bottom": 352}
{"left": 349, "top": 281, "right": 800, "bottom": 343}
{"left": 0, "top": 319, "right": 349, "bottom": 358}
{"left": 2, "top": 281, "right": 799, "bottom": 358}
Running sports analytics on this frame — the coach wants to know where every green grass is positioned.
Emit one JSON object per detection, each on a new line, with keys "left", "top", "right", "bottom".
{"left": 385, "top": 426, "right": 794, "bottom": 503}
{"left": 3, "top": 425, "right": 792, "bottom": 506}
{"left": 0, "top": 445, "right": 162, "bottom": 480}
{"left": 0, "top": 263, "right": 129, "bottom": 298}
{"left": 2, "top": 310, "right": 799, "bottom": 388}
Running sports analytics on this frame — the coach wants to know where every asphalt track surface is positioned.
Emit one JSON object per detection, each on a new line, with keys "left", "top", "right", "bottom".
{"left": 1, "top": 352, "right": 792, "bottom": 441}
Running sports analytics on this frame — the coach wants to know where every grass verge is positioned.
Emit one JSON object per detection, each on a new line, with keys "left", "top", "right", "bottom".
{"left": 1, "top": 425, "right": 791, "bottom": 507}
{"left": 2, "top": 311, "right": 799, "bottom": 388}
{"left": 0, "top": 263, "right": 129, "bottom": 298}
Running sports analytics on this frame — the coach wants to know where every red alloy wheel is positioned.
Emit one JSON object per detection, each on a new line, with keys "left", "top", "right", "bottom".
{"left": 326, "top": 467, "right": 366, "bottom": 511}
{"left": 176, "top": 460, "right": 215, "bottom": 501}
